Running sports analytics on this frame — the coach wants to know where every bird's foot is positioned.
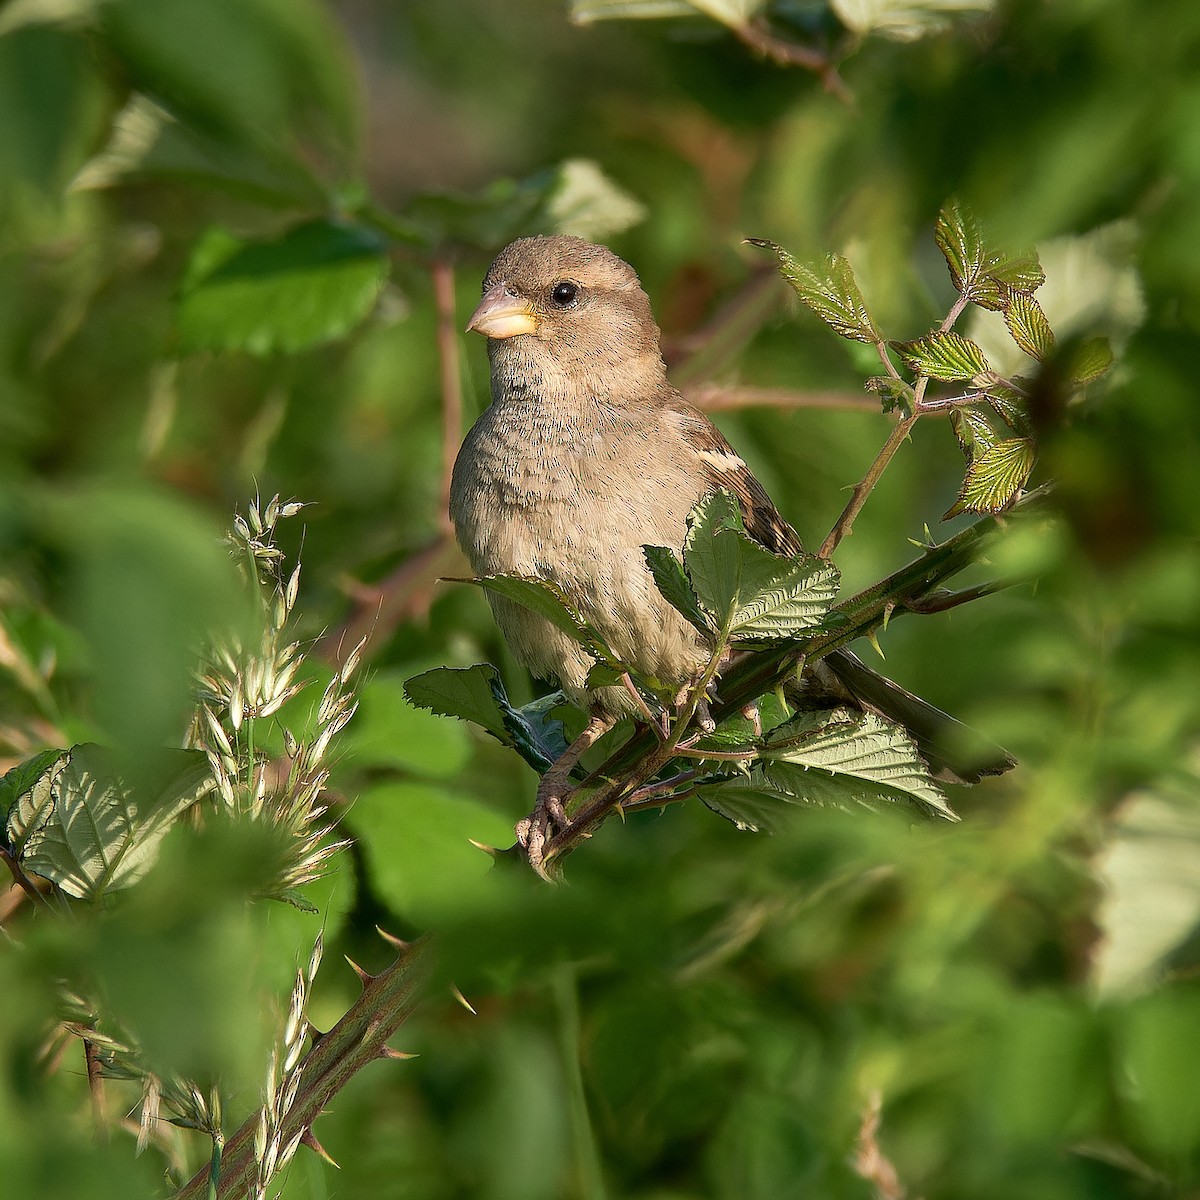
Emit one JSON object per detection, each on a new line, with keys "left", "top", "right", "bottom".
{"left": 515, "top": 790, "right": 569, "bottom": 881}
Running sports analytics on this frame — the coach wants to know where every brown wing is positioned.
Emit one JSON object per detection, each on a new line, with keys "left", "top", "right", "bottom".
{"left": 671, "top": 399, "right": 805, "bottom": 557}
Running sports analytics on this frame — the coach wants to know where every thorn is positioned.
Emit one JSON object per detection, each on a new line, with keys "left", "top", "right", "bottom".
{"left": 300, "top": 1128, "right": 339, "bottom": 1168}
{"left": 451, "top": 985, "right": 477, "bottom": 1015}
{"left": 304, "top": 1020, "right": 325, "bottom": 1045}
{"left": 344, "top": 956, "right": 376, "bottom": 987}
{"left": 467, "top": 837, "right": 500, "bottom": 858}
{"left": 379, "top": 1046, "right": 420, "bottom": 1061}
{"left": 374, "top": 926, "right": 411, "bottom": 951}
{"left": 866, "top": 629, "right": 885, "bottom": 659}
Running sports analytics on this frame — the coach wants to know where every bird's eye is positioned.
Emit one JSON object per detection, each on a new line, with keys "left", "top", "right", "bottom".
{"left": 550, "top": 280, "right": 579, "bottom": 308}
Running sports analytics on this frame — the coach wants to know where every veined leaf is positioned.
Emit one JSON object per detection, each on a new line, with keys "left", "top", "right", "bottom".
{"left": 833, "top": 0, "right": 994, "bottom": 42}
{"left": 699, "top": 779, "right": 801, "bottom": 833}
{"left": 894, "top": 330, "right": 989, "bottom": 381}
{"left": 457, "top": 574, "right": 599, "bottom": 650}
{"left": 949, "top": 406, "right": 996, "bottom": 461}
{"left": 682, "top": 492, "right": 839, "bottom": 641}
{"left": 404, "top": 665, "right": 568, "bottom": 772}
{"left": 0, "top": 748, "right": 69, "bottom": 839}
{"left": 985, "top": 382, "right": 1033, "bottom": 435}
{"left": 1004, "top": 291, "right": 1056, "bottom": 360}
{"left": 761, "top": 709, "right": 955, "bottom": 819}
{"left": 178, "top": 220, "right": 389, "bottom": 354}
{"left": 643, "top": 545, "right": 713, "bottom": 635}
{"left": 936, "top": 199, "right": 1043, "bottom": 309}
{"left": 747, "top": 240, "right": 880, "bottom": 345}
{"left": 945, "top": 437, "right": 1036, "bottom": 517}
{"left": 570, "top": 0, "right": 765, "bottom": 22}
{"left": 5, "top": 745, "right": 212, "bottom": 900}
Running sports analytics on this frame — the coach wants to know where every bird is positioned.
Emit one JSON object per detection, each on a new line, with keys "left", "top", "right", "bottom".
{"left": 450, "top": 235, "right": 1013, "bottom": 871}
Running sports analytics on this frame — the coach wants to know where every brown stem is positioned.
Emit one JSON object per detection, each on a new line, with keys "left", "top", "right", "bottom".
{"left": 733, "top": 19, "right": 852, "bottom": 103}
{"left": 173, "top": 940, "right": 432, "bottom": 1200}
{"left": 85, "top": 1039, "right": 108, "bottom": 1139}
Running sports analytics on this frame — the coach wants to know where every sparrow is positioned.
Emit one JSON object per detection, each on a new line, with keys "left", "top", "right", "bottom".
{"left": 450, "top": 235, "right": 1012, "bottom": 870}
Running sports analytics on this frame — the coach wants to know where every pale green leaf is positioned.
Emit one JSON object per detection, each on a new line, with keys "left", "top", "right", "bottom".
{"left": 459, "top": 575, "right": 591, "bottom": 646}
{"left": 682, "top": 491, "right": 839, "bottom": 641}
{"left": 945, "top": 437, "right": 1036, "bottom": 517}
{"left": 569, "top": 0, "right": 765, "bottom": 23}
{"left": 747, "top": 240, "right": 880, "bottom": 344}
{"left": 177, "top": 220, "right": 389, "bottom": 354}
{"left": 699, "top": 780, "right": 800, "bottom": 834}
{"left": 544, "top": 158, "right": 646, "bottom": 241}
{"left": 1064, "top": 336, "right": 1115, "bottom": 385}
{"left": 6, "top": 744, "right": 212, "bottom": 900}
{"left": 895, "top": 331, "right": 989, "bottom": 381}
{"left": 949, "top": 406, "right": 996, "bottom": 460}
{"left": 832, "top": 0, "right": 994, "bottom": 41}
{"left": 761, "top": 709, "right": 955, "bottom": 819}
{"left": 1004, "top": 291, "right": 1056, "bottom": 360}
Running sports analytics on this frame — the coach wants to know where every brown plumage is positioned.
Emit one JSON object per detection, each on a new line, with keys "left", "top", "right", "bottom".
{"left": 450, "top": 236, "right": 1012, "bottom": 863}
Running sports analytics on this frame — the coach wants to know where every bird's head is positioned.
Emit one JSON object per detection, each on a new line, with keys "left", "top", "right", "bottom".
{"left": 467, "top": 235, "right": 667, "bottom": 400}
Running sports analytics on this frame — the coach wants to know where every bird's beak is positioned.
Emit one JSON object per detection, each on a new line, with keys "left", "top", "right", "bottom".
{"left": 466, "top": 283, "right": 539, "bottom": 339}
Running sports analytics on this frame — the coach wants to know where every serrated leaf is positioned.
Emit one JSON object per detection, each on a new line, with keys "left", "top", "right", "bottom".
{"left": 1004, "top": 291, "right": 1056, "bottom": 360}
{"left": 865, "top": 375, "right": 913, "bottom": 414}
{"left": 699, "top": 780, "right": 800, "bottom": 833}
{"left": 935, "top": 199, "right": 1043, "bottom": 310}
{"left": 935, "top": 198, "right": 988, "bottom": 297}
{"left": 949, "top": 406, "right": 996, "bottom": 460}
{"left": 1, "top": 748, "right": 69, "bottom": 838}
{"left": 177, "top": 220, "right": 388, "bottom": 355}
{"left": 761, "top": 709, "right": 955, "bottom": 819}
{"left": 747, "top": 240, "right": 879, "bottom": 344}
{"left": 945, "top": 437, "right": 1036, "bottom": 517}
{"left": 643, "top": 545, "right": 714, "bottom": 636}
{"left": 895, "top": 331, "right": 989, "bottom": 382}
{"left": 984, "top": 383, "right": 1033, "bottom": 435}
{"left": 404, "top": 665, "right": 568, "bottom": 772}
{"left": 682, "top": 492, "right": 840, "bottom": 641}
{"left": 5, "top": 745, "right": 212, "bottom": 899}
{"left": 459, "top": 575, "right": 593, "bottom": 647}
{"left": 1063, "top": 336, "right": 1115, "bottom": 385}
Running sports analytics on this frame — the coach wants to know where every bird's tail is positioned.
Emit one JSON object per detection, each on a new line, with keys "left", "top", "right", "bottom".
{"left": 826, "top": 648, "right": 1016, "bottom": 785}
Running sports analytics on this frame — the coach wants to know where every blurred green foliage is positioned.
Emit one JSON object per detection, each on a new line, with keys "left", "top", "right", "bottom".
{"left": 2, "top": 0, "right": 1200, "bottom": 1197}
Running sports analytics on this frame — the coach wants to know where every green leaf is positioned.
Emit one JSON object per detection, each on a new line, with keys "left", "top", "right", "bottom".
{"left": 71, "top": 94, "right": 324, "bottom": 208}
{"left": 984, "top": 383, "right": 1033, "bottom": 435}
{"left": 1004, "top": 291, "right": 1056, "bottom": 360}
{"left": 865, "top": 374, "right": 913, "bottom": 414}
{"left": 832, "top": 0, "right": 995, "bottom": 41}
{"left": 543, "top": 158, "right": 646, "bottom": 241}
{"left": 4, "top": 744, "right": 212, "bottom": 899}
{"left": 682, "top": 491, "right": 840, "bottom": 641}
{"left": 894, "top": 331, "right": 989, "bottom": 381}
{"left": 404, "top": 665, "right": 568, "bottom": 773}
{"left": 945, "top": 437, "right": 1037, "bottom": 517}
{"left": 1063, "top": 335, "right": 1115, "bottom": 385}
{"left": 177, "top": 220, "right": 388, "bottom": 355}
{"left": 935, "top": 199, "right": 1043, "bottom": 310}
{"left": 643, "top": 545, "right": 713, "bottom": 636}
{"left": 761, "top": 709, "right": 955, "bottom": 819}
{"left": 569, "top": 0, "right": 765, "bottom": 23}
{"left": 0, "top": 747, "right": 68, "bottom": 833}
{"left": 699, "top": 780, "right": 801, "bottom": 834}
{"left": 747, "top": 240, "right": 880, "bottom": 344}
{"left": 459, "top": 574, "right": 595, "bottom": 649}
{"left": 949, "top": 406, "right": 997, "bottom": 460}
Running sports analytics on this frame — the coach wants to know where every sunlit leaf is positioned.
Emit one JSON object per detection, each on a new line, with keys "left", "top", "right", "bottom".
{"left": 1004, "top": 291, "right": 1056, "bottom": 360}
{"left": 177, "top": 220, "right": 389, "bottom": 354}
{"left": 833, "top": 0, "right": 994, "bottom": 42}
{"left": 1063, "top": 335, "right": 1115, "bottom": 385}
{"left": 682, "top": 491, "right": 840, "bottom": 641}
{"left": 747, "top": 240, "right": 880, "bottom": 344}
{"left": 5, "top": 744, "right": 212, "bottom": 899}
{"left": 945, "top": 437, "right": 1036, "bottom": 517}
{"left": 457, "top": 575, "right": 592, "bottom": 647}
{"left": 894, "top": 330, "right": 989, "bottom": 381}
{"left": 761, "top": 709, "right": 955, "bottom": 819}
{"left": 985, "top": 382, "right": 1033, "bottom": 435}
{"left": 949, "top": 406, "right": 996, "bottom": 460}
{"left": 569, "top": 0, "right": 765, "bottom": 23}
{"left": 546, "top": 158, "right": 646, "bottom": 240}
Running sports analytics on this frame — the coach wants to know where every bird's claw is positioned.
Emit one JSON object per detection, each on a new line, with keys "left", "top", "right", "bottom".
{"left": 515, "top": 792, "right": 569, "bottom": 881}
